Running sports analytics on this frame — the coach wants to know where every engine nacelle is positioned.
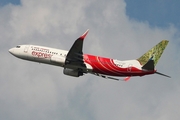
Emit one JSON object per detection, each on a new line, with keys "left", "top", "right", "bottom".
{"left": 63, "top": 68, "right": 83, "bottom": 77}
{"left": 50, "top": 55, "right": 65, "bottom": 65}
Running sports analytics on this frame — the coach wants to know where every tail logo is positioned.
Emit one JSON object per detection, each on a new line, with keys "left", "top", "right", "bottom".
{"left": 137, "top": 40, "right": 169, "bottom": 66}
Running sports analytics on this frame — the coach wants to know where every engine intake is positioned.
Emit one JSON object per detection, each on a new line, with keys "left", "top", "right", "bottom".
{"left": 63, "top": 68, "right": 83, "bottom": 77}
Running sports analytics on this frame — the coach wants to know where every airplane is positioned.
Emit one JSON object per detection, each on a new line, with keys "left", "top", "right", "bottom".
{"left": 9, "top": 29, "right": 170, "bottom": 81}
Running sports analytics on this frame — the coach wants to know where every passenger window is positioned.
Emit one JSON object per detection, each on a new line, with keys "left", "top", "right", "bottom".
{"left": 16, "top": 46, "right": 21, "bottom": 48}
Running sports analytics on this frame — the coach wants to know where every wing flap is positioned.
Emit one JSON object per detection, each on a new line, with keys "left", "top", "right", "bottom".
{"left": 92, "top": 73, "right": 131, "bottom": 81}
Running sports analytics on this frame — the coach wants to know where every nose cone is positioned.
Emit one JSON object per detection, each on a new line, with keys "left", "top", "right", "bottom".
{"left": 9, "top": 48, "right": 14, "bottom": 55}
{"left": 9, "top": 47, "right": 23, "bottom": 59}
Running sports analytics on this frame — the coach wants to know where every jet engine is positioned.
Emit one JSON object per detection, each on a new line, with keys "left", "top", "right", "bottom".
{"left": 63, "top": 68, "right": 83, "bottom": 77}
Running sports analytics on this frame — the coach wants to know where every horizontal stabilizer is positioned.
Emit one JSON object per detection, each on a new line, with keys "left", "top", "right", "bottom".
{"left": 155, "top": 71, "right": 171, "bottom": 78}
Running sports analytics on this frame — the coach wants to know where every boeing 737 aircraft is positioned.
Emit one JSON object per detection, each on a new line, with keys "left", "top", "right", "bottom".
{"left": 9, "top": 30, "right": 170, "bottom": 81}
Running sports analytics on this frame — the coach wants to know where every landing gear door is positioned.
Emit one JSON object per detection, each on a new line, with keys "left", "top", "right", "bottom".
{"left": 24, "top": 45, "right": 29, "bottom": 53}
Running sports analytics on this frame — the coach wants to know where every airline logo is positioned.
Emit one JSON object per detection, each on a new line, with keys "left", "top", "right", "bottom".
{"left": 31, "top": 46, "right": 52, "bottom": 58}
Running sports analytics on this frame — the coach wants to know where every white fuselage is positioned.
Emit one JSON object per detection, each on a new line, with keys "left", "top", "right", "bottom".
{"left": 10, "top": 45, "right": 67, "bottom": 66}
{"left": 9, "top": 44, "right": 155, "bottom": 78}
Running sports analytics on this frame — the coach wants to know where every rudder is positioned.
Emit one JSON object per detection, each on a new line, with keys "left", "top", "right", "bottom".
{"left": 137, "top": 40, "right": 169, "bottom": 66}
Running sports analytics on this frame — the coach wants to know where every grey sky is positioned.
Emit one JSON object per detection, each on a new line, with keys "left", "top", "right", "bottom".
{"left": 0, "top": 0, "right": 180, "bottom": 120}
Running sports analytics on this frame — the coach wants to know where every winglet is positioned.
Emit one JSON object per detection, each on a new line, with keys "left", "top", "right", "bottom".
{"left": 79, "top": 29, "right": 89, "bottom": 40}
{"left": 124, "top": 76, "right": 131, "bottom": 81}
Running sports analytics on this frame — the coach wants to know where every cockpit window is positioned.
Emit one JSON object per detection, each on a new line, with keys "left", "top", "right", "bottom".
{"left": 16, "top": 46, "right": 21, "bottom": 48}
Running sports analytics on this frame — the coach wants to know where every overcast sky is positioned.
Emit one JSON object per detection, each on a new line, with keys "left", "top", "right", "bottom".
{"left": 0, "top": 0, "right": 180, "bottom": 120}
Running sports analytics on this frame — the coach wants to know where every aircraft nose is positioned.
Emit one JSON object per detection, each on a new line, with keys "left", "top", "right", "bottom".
{"left": 9, "top": 48, "right": 14, "bottom": 55}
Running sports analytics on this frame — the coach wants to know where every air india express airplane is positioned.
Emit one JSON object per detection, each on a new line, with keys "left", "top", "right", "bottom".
{"left": 9, "top": 30, "right": 170, "bottom": 81}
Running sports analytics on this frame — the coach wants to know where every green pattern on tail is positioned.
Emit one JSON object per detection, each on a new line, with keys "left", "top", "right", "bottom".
{"left": 137, "top": 40, "right": 169, "bottom": 66}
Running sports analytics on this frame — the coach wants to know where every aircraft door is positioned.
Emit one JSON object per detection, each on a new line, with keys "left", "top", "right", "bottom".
{"left": 24, "top": 45, "right": 29, "bottom": 53}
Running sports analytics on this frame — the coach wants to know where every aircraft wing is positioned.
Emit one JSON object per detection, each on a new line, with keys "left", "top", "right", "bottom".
{"left": 65, "top": 30, "right": 89, "bottom": 71}
{"left": 92, "top": 73, "right": 131, "bottom": 81}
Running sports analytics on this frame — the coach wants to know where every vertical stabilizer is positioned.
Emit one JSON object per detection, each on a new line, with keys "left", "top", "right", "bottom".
{"left": 137, "top": 40, "right": 169, "bottom": 66}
